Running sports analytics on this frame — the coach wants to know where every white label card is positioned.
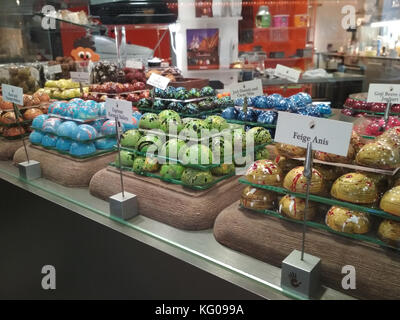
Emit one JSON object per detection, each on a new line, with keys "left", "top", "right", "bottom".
{"left": 105, "top": 98, "right": 133, "bottom": 124}
{"left": 45, "top": 64, "right": 62, "bottom": 75}
{"left": 275, "top": 64, "right": 301, "bottom": 83}
{"left": 70, "top": 72, "right": 90, "bottom": 84}
{"left": 229, "top": 79, "right": 263, "bottom": 100}
{"left": 1, "top": 84, "right": 23, "bottom": 105}
{"left": 367, "top": 83, "right": 400, "bottom": 104}
{"left": 274, "top": 112, "right": 353, "bottom": 156}
{"left": 29, "top": 67, "right": 40, "bottom": 81}
{"left": 126, "top": 59, "right": 143, "bottom": 69}
{"left": 147, "top": 73, "right": 170, "bottom": 90}
{"left": 0, "top": 68, "right": 10, "bottom": 80}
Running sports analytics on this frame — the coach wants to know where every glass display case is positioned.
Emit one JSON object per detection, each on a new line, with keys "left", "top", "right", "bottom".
{"left": 1, "top": 0, "right": 400, "bottom": 300}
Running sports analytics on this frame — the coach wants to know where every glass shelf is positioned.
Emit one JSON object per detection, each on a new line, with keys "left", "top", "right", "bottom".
{"left": 239, "top": 204, "right": 400, "bottom": 252}
{"left": 238, "top": 177, "right": 400, "bottom": 222}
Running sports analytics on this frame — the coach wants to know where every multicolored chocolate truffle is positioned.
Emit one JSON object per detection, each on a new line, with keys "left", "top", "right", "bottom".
{"left": 139, "top": 113, "right": 160, "bottom": 130}
{"left": 42, "top": 118, "right": 63, "bottom": 134}
{"left": 181, "top": 168, "right": 214, "bottom": 186}
{"left": 121, "top": 129, "right": 142, "bottom": 148}
{"left": 160, "top": 164, "right": 185, "bottom": 180}
{"left": 211, "top": 163, "right": 235, "bottom": 176}
{"left": 132, "top": 157, "right": 146, "bottom": 173}
{"left": 246, "top": 127, "right": 272, "bottom": 145}
{"left": 240, "top": 186, "right": 277, "bottom": 210}
{"left": 115, "top": 150, "right": 135, "bottom": 167}
{"left": 160, "top": 138, "right": 187, "bottom": 160}
{"left": 325, "top": 206, "right": 370, "bottom": 234}
{"left": 136, "top": 135, "right": 163, "bottom": 153}
{"left": 182, "top": 144, "right": 213, "bottom": 165}
{"left": 204, "top": 115, "right": 229, "bottom": 132}
{"left": 75, "top": 124, "right": 97, "bottom": 141}
{"left": 143, "top": 157, "right": 160, "bottom": 172}
{"left": 283, "top": 166, "right": 324, "bottom": 194}
{"left": 279, "top": 195, "right": 316, "bottom": 221}
{"left": 246, "top": 160, "right": 283, "bottom": 186}
{"left": 331, "top": 172, "right": 378, "bottom": 204}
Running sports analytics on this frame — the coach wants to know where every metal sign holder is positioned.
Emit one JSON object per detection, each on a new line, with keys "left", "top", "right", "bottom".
{"left": 13, "top": 103, "right": 41, "bottom": 180}
{"left": 109, "top": 116, "right": 138, "bottom": 220}
{"left": 280, "top": 141, "right": 321, "bottom": 299}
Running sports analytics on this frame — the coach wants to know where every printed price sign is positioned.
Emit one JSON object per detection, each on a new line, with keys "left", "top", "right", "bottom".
{"left": 45, "top": 64, "right": 62, "bottom": 75}
{"left": 126, "top": 59, "right": 143, "bottom": 69}
{"left": 105, "top": 98, "right": 133, "bottom": 124}
{"left": 229, "top": 79, "right": 263, "bottom": 100}
{"left": 70, "top": 72, "right": 90, "bottom": 84}
{"left": 147, "top": 73, "right": 170, "bottom": 90}
{"left": 274, "top": 112, "right": 353, "bottom": 156}
{"left": 1, "top": 84, "right": 23, "bottom": 105}
{"left": 275, "top": 64, "right": 301, "bottom": 83}
{"left": 367, "top": 83, "right": 400, "bottom": 104}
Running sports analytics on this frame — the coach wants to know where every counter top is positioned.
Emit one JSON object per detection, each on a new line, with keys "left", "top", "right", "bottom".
{"left": 0, "top": 160, "right": 353, "bottom": 300}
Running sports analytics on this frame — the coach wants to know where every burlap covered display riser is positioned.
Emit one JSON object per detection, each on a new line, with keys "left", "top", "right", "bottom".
{"left": 214, "top": 201, "right": 400, "bottom": 300}
{"left": 89, "top": 167, "right": 245, "bottom": 230}
{"left": 0, "top": 138, "right": 24, "bottom": 161}
{"left": 13, "top": 144, "right": 116, "bottom": 187}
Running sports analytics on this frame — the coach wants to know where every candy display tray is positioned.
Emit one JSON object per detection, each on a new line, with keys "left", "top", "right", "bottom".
{"left": 238, "top": 177, "right": 400, "bottom": 223}
{"left": 88, "top": 89, "right": 149, "bottom": 96}
{"left": 292, "top": 157, "right": 400, "bottom": 176}
{"left": 0, "top": 132, "right": 30, "bottom": 140}
{"left": 239, "top": 204, "right": 399, "bottom": 252}
{"left": 30, "top": 142, "right": 114, "bottom": 160}
{"left": 118, "top": 146, "right": 220, "bottom": 170}
{"left": 154, "top": 96, "right": 208, "bottom": 103}
{"left": 1, "top": 103, "right": 50, "bottom": 113}
{"left": 137, "top": 106, "right": 223, "bottom": 118}
{"left": 31, "top": 128, "right": 116, "bottom": 142}
{"left": 46, "top": 114, "right": 108, "bottom": 123}
{"left": 225, "top": 118, "right": 277, "bottom": 129}
{"left": 346, "top": 108, "right": 400, "bottom": 117}
{"left": 109, "top": 162, "right": 235, "bottom": 191}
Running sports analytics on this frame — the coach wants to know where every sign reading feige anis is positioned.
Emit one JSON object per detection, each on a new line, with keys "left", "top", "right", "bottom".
{"left": 274, "top": 112, "right": 353, "bottom": 157}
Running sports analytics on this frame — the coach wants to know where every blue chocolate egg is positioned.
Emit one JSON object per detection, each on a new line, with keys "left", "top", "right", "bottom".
{"left": 121, "top": 111, "right": 142, "bottom": 131}
{"left": 55, "top": 137, "right": 72, "bottom": 151}
{"left": 41, "top": 134, "right": 58, "bottom": 147}
{"left": 235, "top": 98, "right": 244, "bottom": 106}
{"left": 221, "top": 107, "right": 238, "bottom": 120}
{"left": 101, "top": 120, "right": 117, "bottom": 136}
{"left": 29, "top": 130, "right": 44, "bottom": 144}
{"left": 95, "top": 138, "right": 117, "bottom": 150}
{"left": 257, "top": 111, "right": 277, "bottom": 124}
{"left": 275, "top": 98, "right": 289, "bottom": 111}
{"left": 254, "top": 96, "right": 268, "bottom": 109}
{"left": 88, "top": 119, "right": 106, "bottom": 133}
{"left": 42, "top": 118, "right": 62, "bottom": 134}
{"left": 237, "top": 109, "right": 257, "bottom": 122}
{"left": 56, "top": 121, "right": 79, "bottom": 139}
{"left": 317, "top": 103, "right": 332, "bottom": 115}
{"left": 69, "top": 142, "right": 96, "bottom": 157}
{"left": 76, "top": 124, "right": 97, "bottom": 141}
{"left": 31, "top": 114, "right": 49, "bottom": 130}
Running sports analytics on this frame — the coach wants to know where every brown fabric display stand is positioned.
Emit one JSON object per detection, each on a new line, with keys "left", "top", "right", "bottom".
{"left": 89, "top": 167, "right": 245, "bottom": 230}
{"left": 0, "top": 138, "right": 24, "bottom": 161}
{"left": 214, "top": 201, "right": 400, "bottom": 300}
{"left": 13, "top": 144, "right": 116, "bottom": 187}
